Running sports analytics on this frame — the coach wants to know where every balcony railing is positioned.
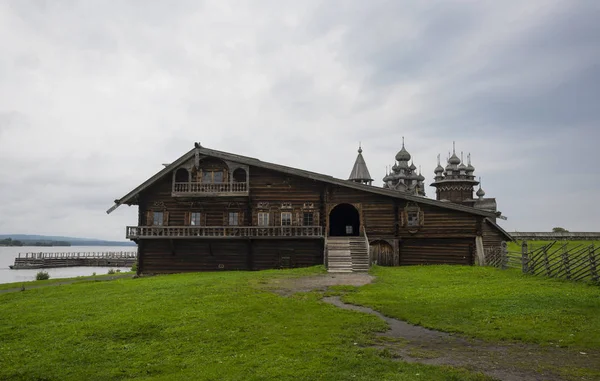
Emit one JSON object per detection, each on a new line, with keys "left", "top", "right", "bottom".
{"left": 172, "top": 182, "right": 248, "bottom": 196}
{"left": 126, "top": 226, "right": 323, "bottom": 239}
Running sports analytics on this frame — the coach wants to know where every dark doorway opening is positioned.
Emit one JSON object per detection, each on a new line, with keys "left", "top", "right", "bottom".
{"left": 329, "top": 203, "right": 360, "bottom": 236}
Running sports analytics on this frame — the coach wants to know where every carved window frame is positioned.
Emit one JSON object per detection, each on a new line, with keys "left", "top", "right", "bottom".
{"left": 255, "top": 202, "right": 272, "bottom": 226}
{"left": 302, "top": 203, "right": 319, "bottom": 226}
{"left": 147, "top": 202, "right": 168, "bottom": 226}
{"left": 402, "top": 202, "right": 424, "bottom": 233}
{"left": 258, "top": 212, "right": 270, "bottom": 226}
{"left": 281, "top": 212, "right": 292, "bottom": 226}
{"left": 189, "top": 212, "right": 202, "bottom": 226}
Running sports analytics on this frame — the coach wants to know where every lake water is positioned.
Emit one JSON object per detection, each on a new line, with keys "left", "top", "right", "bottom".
{"left": 0, "top": 246, "right": 137, "bottom": 285}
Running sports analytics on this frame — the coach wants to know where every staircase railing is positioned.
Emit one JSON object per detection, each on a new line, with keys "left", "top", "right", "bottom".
{"left": 362, "top": 226, "right": 371, "bottom": 267}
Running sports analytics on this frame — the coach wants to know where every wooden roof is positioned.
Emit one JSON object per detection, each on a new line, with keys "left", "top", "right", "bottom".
{"left": 107, "top": 145, "right": 501, "bottom": 219}
{"left": 348, "top": 147, "right": 373, "bottom": 182}
{"left": 484, "top": 218, "right": 514, "bottom": 241}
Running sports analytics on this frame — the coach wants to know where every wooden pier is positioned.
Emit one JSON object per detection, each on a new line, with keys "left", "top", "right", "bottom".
{"left": 9, "top": 251, "right": 137, "bottom": 269}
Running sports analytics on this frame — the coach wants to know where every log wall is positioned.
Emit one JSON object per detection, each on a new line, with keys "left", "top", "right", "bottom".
{"left": 400, "top": 238, "right": 474, "bottom": 265}
{"left": 482, "top": 220, "right": 505, "bottom": 250}
{"left": 139, "top": 239, "right": 324, "bottom": 274}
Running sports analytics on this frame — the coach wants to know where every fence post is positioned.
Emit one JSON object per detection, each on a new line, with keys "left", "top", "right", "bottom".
{"left": 589, "top": 245, "right": 598, "bottom": 283}
{"left": 543, "top": 246, "right": 551, "bottom": 277}
{"left": 521, "top": 240, "right": 529, "bottom": 274}
{"left": 562, "top": 245, "right": 571, "bottom": 280}
{"left": 501, "top": 242, "right": 508, "bottom": 270}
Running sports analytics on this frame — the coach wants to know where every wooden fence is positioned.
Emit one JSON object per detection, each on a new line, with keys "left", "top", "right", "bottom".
{"left": 484, "top": 241, "right": 599, "bottom": 283}
{"left": 10, "top": 251, "right": 137, "bottom": 269}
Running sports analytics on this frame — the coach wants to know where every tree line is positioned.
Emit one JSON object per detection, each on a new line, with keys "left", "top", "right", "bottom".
{"left": 0, "top": 238, "right": 71, "bottom": 247}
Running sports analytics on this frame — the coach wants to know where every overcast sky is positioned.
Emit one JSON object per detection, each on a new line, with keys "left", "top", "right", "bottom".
{"left": 1, "top": 1, "right": 599, "bottom": 241}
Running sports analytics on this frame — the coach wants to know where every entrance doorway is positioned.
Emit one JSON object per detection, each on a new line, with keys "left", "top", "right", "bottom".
{"left": 328, "top": 203, "right": 360, "bottom": 236}
{"left": 371, "top": 240, "right": 394, "bottom": 266}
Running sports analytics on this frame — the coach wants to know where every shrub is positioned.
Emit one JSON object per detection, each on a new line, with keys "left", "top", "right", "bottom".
{"left": 107, "top": 268, "right": 116, "bottom": 275}
{"left": 131, "top": 261, "right": 138, "bottom": 273}
{"left": 92, "top": 272, "right": 96, "bottom": 276}
{"left": 116, "top": 269, "right": 121, "bottom": 273}
{"left": 36, "top": 271, "right": 50, "bottom": 281}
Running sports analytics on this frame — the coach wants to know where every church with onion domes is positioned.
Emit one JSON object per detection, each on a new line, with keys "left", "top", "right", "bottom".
{"left": 348, "top": 139, "right": 499, "bottom": 219}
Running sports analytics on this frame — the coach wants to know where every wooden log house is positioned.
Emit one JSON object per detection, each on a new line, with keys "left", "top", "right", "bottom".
{"left": 107, "top": 143, "right": 511, "bottom": 274}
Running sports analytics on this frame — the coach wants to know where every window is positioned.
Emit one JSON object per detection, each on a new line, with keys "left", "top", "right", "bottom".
{"left": 281, "top": 212, "right": 292, "bottom": 226}
{"left": 190, "top": 212, "right": 201, "bottom": 226}
{"left": 228, "top": 212, "right": 239, "bottom": 226}
{"left": 345, "top": 225, "right": 354, "bottom": 235}
{"left": 201, "top": 170, "right": 225, "bottom": 183}
{"left": 407, "top": 211, "right": 419, "bottom": 227}
{"left": 153, "top": 211, "right": 164, "bottom": 226}
{"left": 258, "top": 212, "right": 270, "bottom": 226}
{"left": 302, "top": 212, "right": 314, "bottom": 226}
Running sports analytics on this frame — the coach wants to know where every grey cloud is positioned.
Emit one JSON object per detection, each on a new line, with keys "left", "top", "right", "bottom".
{"left": 1, "top": 0, "right": 599, "bottom": 239}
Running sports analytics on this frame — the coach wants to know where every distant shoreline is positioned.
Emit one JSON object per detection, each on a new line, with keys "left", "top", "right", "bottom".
{"left": 0, "top": 235, "right": 136, "bottom": 247}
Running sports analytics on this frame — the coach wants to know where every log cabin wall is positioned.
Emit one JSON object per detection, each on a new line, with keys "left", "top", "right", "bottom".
{"left": 135, "top": 165, "right": 325, "bottom": 274}
{"left": 481, "top": 220, "right": 505, "bottom": 250}
{"left": 327, "top": 185, "right": 478, "bottom": 265}
{"left": 131, "top": 156, "right": 497, "bottom": 273}
{"left": 400, "top": 238, "right": 474, "bottom": 265}
{"left": 249, "top": 167, "right": 323, "bottom": 226}
{"left": 395, "top": 203, "right": 477, "bottom": 265}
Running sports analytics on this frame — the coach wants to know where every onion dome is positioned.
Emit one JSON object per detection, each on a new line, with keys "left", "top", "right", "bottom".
{"left": 448, "top": 142, "right": 460, "bottom": 165}
{"left": 409, "top": 162, "right": 417, "bottom": 171}
{"left": 466, "top": 153, "right": 475, "bottom": 172}
{"left": 395, "top": 137, "right": 411, "bottom": 162}
{"left": 434, "top": 154, "right": 444, "bottom": 174}
{"left": 417, "top": 172, "right": 425, "bottom": 182}
{"left": 448, "top": 152, "right": 461, "bottom": 165}
{"left": 395, "top": 145, "right": 411, "bottom": 162}
{"left": 476, "top": 178, "right": 485, "bottom": 199}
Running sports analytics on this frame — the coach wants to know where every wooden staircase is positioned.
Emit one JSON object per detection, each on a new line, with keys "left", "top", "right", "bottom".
{"left": 326, "top": 237, "right": 370, "bottom": 273}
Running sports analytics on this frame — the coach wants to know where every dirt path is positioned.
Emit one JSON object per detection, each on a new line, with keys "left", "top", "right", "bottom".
{"left": 270, "top": 273, "right": 600, "bottom": 381}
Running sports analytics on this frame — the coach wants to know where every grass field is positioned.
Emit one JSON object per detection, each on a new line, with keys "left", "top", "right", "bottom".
{"left": 0, "top": 272, "right": 135, "bottom": 291}
{"left": 344, "top": 265, "right": 600, "bottom": 349}
{"left": 504, "top": 240, "right": 600, "bottom": 281}
{"left": 0, "top": 267, "right": 490, "bottom": 381}
{"left": 507, "top": 240, "right": 600, "bottom": 253}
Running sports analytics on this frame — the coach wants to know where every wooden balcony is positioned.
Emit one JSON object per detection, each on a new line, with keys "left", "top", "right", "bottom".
{"left": 126, "top": 226, "right": 323, "bottom": 239}
{"left": 172, "top": 182, "right": 249, "bottom": 197}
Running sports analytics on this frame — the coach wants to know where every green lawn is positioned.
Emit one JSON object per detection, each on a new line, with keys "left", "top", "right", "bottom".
{"left": 0, "top": 272, "right": 135, "bottom": 291}
{"left": 344, "top": 265, "right": 600, "bottom": 349}
{"left": 505, "top": 240, "right": 600, "bottom": 281}
{"left": 0, "top": 267, "right": 490, "bottom": 381}
{"left": 507, "top": 240, "right": 600, "bottom": 253}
